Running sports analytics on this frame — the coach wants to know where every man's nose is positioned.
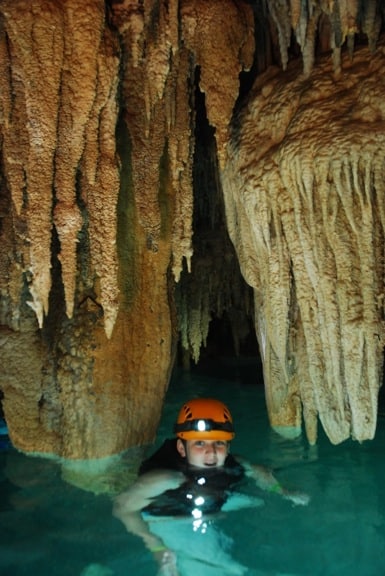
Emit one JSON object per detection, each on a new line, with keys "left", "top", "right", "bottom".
{"left": 205, "top": 443, "right": 216, "bottom": 454}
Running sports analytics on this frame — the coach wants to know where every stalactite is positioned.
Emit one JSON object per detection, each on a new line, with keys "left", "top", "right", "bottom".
{"left": 54, "top": 0, "right": 110, "bottom": 323}
{"left": 268, "top": 0, "right": 292, "bottom": 70}
{"left": 112, "top": 0, "right": 254, "bottom": 365}
{"left": 0, "top": 0, "right": 63, "bottom": 327}
{"left": 176, "top": 246, "right": 254, "bottom": 364}
{"left": 267, "top": 0, "right": 383, "bottom": 76}
{"left": 361, "top": 0, "right": 382, "bottom": 52}
{"left": 292, "top": 1, "right": 308, "bottom": 50}
{"left": 180, "top": 0, "right": 255, "bottom": 165}
{"left": 338, "top": 0, "right": 359, "bottom": 40}
{"left": 167, "top": 47, "right": 195, "bottom": 281}
{"left": 290, "top": 0, "right": 302, "bottom": 31}
{"left": 79, "top": 30, "right": 121, "bottom": 339}
{"left": 298, "top": 5, "right": 321, "bottom": 77}
{"left": 175, "top": 84, "right": 255, "bottom": 364}
{"left": 162, "top": 0, "right": 255, "bottom": 363}
{"left": 221, "top": 41, "right": 385, "bottom": 444}
{"left": 112, "top": 0, "right": 195, "bottom": 279}
{"left": 0, "top": 0, "right": 120, "bottom": 338}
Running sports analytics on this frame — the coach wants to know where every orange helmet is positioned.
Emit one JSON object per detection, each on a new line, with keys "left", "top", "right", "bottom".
{"left": 174, "top": 398, "right": 235, "bottom": 440}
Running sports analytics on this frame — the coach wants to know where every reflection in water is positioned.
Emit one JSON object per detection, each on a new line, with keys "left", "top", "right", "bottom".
{"left": 1, "top": 360, "right": 385, "bottom": 576}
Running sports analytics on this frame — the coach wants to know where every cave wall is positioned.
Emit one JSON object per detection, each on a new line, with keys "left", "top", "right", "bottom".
{"left": 0, "top": 0, "right": 384, "bottom": 458}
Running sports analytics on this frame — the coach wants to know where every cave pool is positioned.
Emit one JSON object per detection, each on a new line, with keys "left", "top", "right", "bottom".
{"left": 1, "top": 358, "right": 385, "bottom": 576}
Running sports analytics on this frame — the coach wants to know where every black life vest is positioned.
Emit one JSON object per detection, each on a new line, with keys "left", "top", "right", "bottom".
{"left": 139, "top": 439, "right": 246, "bottom": 517}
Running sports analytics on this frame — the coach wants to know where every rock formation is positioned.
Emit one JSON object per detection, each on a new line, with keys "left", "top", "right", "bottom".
{"left": 0, "top": 0, "right": 384, "bottom": 458}
{"left": 222, "top": 43, "right": 385, "bottom": 444}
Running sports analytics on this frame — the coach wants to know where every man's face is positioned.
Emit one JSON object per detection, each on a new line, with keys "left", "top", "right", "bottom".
{"left": 176, "top": 438, "right": 229, "bottom": 468}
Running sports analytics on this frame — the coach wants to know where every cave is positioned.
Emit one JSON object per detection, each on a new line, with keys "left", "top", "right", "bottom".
{"left": 0, "top": 0, "right": 385, "bottom": 459}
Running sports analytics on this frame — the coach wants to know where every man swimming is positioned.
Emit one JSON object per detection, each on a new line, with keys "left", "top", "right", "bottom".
{"left": 113, "top": 398, "right": 309, "bottom": 575}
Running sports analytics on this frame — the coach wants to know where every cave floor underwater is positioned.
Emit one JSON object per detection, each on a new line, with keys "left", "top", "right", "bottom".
{"left": 1, "top": 358, "right": 385, "bottom": 576}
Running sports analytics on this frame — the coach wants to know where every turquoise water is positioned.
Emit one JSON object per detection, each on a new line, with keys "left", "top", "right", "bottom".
{"left": 1, "top": 358, "right": 385, "bottom": 576}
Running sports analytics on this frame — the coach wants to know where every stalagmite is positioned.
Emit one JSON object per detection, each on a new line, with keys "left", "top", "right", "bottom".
{"left": 221, "top": 41, "right": 385, "bottom": 444}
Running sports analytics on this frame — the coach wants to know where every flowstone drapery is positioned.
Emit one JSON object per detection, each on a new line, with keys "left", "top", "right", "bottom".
{"left": 221, "top": 43, "right": 385, "bottom": 444}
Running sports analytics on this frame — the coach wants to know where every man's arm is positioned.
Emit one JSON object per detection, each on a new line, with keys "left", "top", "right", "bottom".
{"left": 240, "top": 459, "right": 310, "bottom": 506}
{"left": 113, "top": 468, "right": 185, "bottom": 549}
{"left": 113, "top": 469, "right": 185, "bottom": 575}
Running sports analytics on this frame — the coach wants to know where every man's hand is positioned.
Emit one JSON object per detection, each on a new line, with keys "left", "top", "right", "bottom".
{"left": 154, "top": 548, "right": 179, "bottom": 576}
{"left": 283, "top": 490, "right": 310, "bottom": 506}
